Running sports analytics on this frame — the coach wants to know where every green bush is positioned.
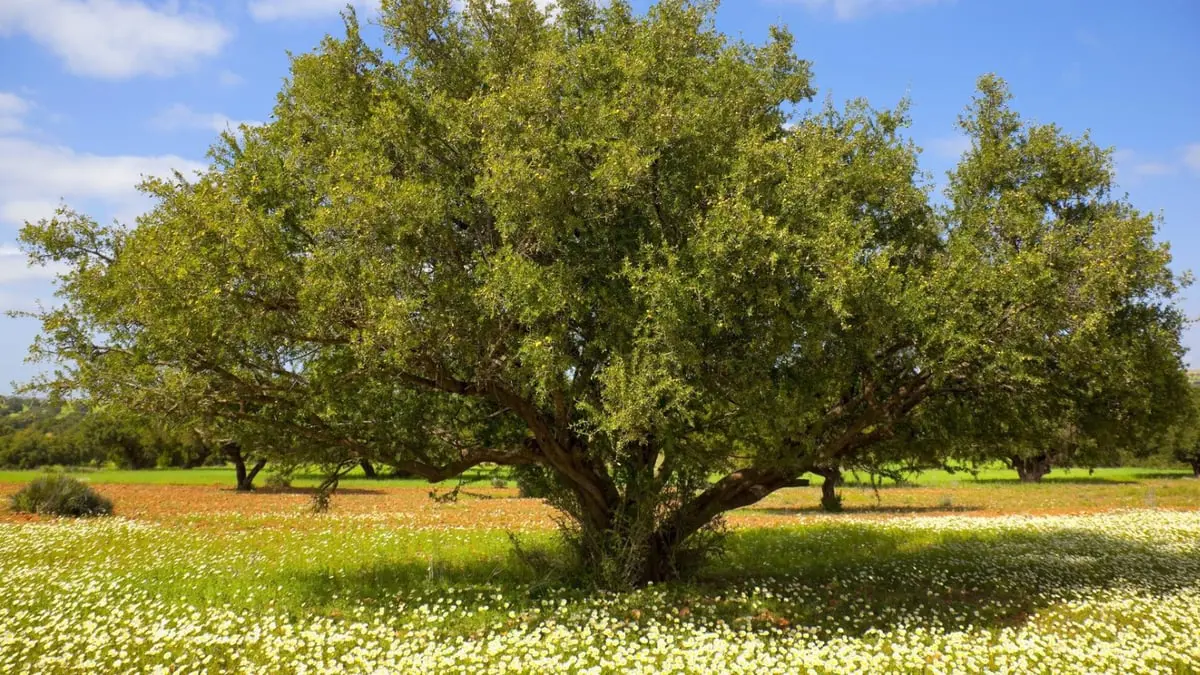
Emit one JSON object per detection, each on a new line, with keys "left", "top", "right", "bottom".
{"left": 9, "top": 474, "right": 113, "bottom": 517}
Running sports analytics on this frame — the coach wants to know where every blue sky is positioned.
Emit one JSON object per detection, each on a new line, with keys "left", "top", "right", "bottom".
{"left": 0, "top": 0, "right": 1197, "bottom": 392}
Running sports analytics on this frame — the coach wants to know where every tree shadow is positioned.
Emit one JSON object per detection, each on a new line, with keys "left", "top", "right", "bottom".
{"left": 276, "top": 521, "right": 1199, "bottom": 641}
{"left": 951, "top": 475, "right": 1139, "bottom": 485}
{"left": 697, "top": 523, "right": 1200, "bottom": 638}
{"left": 1129, "top": 471, "right": 1198, "bottom": 481}
{"left": 754, "top": 504, "right": 984, "bottom": 516}
{"left": 241, "top": 486, "right": 386, "bottom": 496}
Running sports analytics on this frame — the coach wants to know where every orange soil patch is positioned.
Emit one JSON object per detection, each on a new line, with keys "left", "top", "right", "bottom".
{"left": 1, "top": 479, "right": 1196, "bottom": 529}
{"left": 0, "top": 483, "right": 559, "bottom": 530}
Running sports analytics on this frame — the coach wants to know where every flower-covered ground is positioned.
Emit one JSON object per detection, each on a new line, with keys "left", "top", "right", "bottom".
{"left": 2, "top": 500, "right": 1198, "bottom": 673}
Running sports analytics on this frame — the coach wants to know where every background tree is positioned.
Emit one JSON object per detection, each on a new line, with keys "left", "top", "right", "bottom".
{"left": 0, "top": 397, "right": 214, "bottom": 470}
{"left": 16, "top": 0, "right": 1188, "bottom": 586}
{"left": 1151, "top": 382, "right": 1200, "bottom": 478}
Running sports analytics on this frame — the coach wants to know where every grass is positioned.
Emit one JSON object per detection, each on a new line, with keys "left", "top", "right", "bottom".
{"left": 1, "top": 470, "right": 1199, "bottom": 672}
{"left": 0, "top": 463, "right": 1192, "bottom": 490}
{"left": 0, "top": 465, "right": 501, "bottom": 488}
{"left": 830, "top": 465, "right": 1196, "bottom": 487}
{"left": 2, "top": 509, "right": 1198, "bottom": 672}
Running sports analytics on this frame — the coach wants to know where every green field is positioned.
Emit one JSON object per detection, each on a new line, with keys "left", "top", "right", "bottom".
{"left": 3, "top": 466, "right": 1199, "bottom": 672}
{"left": 0, "top": 464, "right": 1192, "bottom": 488}
{"left": 0, "top": 466, "right": 498, "bottom": 488}
{"left": 2, "top": 508, "right": 1198, "bottom": 672}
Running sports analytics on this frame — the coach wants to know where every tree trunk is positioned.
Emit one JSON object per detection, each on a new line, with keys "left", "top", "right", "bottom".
{"left": 618, "top": 466, "right": 797, "bottom": 586}
{"left": 1012, "top": 454, "right": 1051, "bottom": 483}
{"left": 244, "top": 459, "right": 267, "bottom": 491}
{"left": 226, "top": 443, "right": 265, "bottom": 492}
{"left": 815, "top": 466, "right": 843, "bottom": 503}
{"left": 359, "top": 459, "right": 377, "bottom": 479}
{"left": 1191, "top": 460, "right": 1200, "bottom": 479}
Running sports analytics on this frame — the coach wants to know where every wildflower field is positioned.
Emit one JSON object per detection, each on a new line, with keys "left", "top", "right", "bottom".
{"left": 2, "top": 476, "right": 1199, "bottom": 673}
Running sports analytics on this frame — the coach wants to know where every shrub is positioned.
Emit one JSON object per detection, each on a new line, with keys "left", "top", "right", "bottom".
{"left": 264, "top": 471, "right": 293, "bottom": 491}
{"left": 10, "top": 474, "right": 113, "bottom": 517}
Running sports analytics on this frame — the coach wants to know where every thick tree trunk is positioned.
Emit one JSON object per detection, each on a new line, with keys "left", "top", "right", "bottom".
{"left": 359, "top": 459, "right": 377, "bottom": 479}
{"left": 1012, "top": 454, "right": 1051, "bottom": 483}
{"left": 617, "top": 466, "right": 797, "bottom": 585}
{"left": 1191, "top": 460, "right": 1200, "bottom": 478}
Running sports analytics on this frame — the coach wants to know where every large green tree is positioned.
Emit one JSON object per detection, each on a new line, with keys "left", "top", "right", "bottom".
{"left": 16, "top": 0, "right": 1188, "bottom": 585}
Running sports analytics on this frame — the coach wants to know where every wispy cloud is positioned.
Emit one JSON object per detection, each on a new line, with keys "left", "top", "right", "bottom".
{"left": 0, "top": 245, "right": 66, "bottom": 284}
{"left": 151, "top": 104, "right": 259, "bottom": 134}
{"left": 927, "top": 134, "right": 971, "bottom": 159}
{"left": 217, "top": 70, "right": 245, "bottom": 87}
{"left": 0, "top": 0, "right": 229, "bottom": 79}
{"left": 1113, "top": 146, "right": 1200, "bottom": 183}
{"left": 251, "top": 0, "right": 564, "bottom": 21}
{"left": 784, "top": 0, "right": 950, "bottom": 21}
{"left": 1183, "top": 144, "right": 1200, "bottom": 173}
{"left": 0, "top": 136, "right": 206, "bottom": 229}
{"left": 0, "top": 92, "right": 30, "bottom": 134}
{"left": 248, "top": 0, "right": 372, "bottom": 21}
{"left": 1130, "top": 162, "right": 1176, "bottom": 177}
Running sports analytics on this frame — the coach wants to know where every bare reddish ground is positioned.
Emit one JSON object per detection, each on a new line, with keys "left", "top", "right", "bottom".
{"left": 2, "top": 478, "right": 1197, "bottom": 529}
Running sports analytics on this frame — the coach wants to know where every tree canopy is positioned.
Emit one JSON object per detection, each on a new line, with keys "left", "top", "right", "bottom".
{"left": 17, "top": 0, "right": 1189, "bottom": 585}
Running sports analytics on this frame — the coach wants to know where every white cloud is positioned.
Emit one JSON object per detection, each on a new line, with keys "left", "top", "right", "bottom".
{"left": 788, "top": 0, "right": 950, "bottom": 20}
{"left": 0, "top": 200, "right": 63, "bottom": 227}
{"left": 927, "top": 134, "right": 971, "bottom": 159}
{"left": 1184, "top": 144, "right": 1200, "bottom": 172}
{"left": 0, "top": 92, "right": 31, "bottom": 134}
{"left": 152, "top": 103, "right": 259, "bottom": 134}
{"left": 0, "top": 0, "right": 230, "bottom": 79}
{"left": 0, "top": 136, "right": 206, "bottom": 229}
{"left": 1114, "top": 146, "right": 1200, "bottom": 182}
{"left": 218, "top": 70, "right": 245, "bottom": 87}
{"left": 254, "top": 0, "right": 558, "bottom": 21}
{"left": 0, "top": 245, "right": 67, "bottom": 284}
{"left": 249, "top": 0, "right": 372, "bottom": 21}
{"left": 1130, "top": 162, "right": 1176, "bottom": 177}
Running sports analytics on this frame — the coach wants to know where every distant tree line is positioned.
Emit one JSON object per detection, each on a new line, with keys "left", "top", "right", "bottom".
{"left": 0, "top": 395, "right": 421, "bottom": 490}
{"left": 0, "top": 396, "right": 215, "bottom": 470}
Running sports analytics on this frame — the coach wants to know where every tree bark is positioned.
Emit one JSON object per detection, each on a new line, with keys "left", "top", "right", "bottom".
{"left": 814, "top": 466, "right": 843, "bottom": 504}
{"left": 225, "top": 443, "right": 265, "bottom": 491}
{"left": 1012, "top": 454, "right": 1051, "bottom": 483}
{"left": 244, "top": 459, "right": 267, "bottom": 490}
{"left": 359, "top": 459, "right": 377, "bottom": 479}
{"left": 1191, "top": 460, "right": 1200, "bottom": 479}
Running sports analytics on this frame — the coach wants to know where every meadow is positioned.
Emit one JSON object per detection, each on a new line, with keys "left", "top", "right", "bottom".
{"left": 2, "top": 470, "right": 1199, "bottom": 673}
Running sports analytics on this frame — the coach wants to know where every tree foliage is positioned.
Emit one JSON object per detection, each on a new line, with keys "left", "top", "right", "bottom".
{"left": 1152, "top": 382, "right": 1200, "bottom": 478}
{"left": 16, "top": 0, "right": 1189, "bottom": 585}
{"left": 0, "top": 396, "right": 211, "bottom": 470}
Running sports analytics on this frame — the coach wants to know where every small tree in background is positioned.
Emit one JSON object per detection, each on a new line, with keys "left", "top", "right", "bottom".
{"left": 1153, "top": 384, "right": 1200, "bottom": 478}
{"left": 14, "top": 1, "right": 1190, "bottom": 586}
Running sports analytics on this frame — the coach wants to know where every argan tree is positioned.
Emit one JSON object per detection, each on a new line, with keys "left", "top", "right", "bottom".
{"left": 16, "top": 0, "right": 1188, "bottom": 585}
